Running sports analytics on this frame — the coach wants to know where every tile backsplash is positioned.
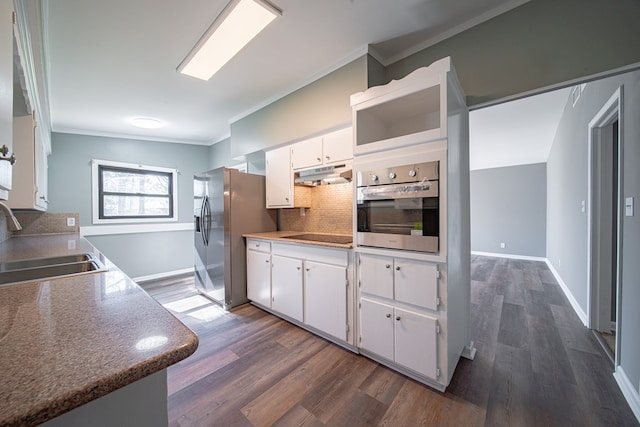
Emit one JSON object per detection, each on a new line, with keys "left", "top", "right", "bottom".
{"left": 13, "top": 212, "right": 80, "bottom": 236}
{"left": 280, "top": 183, "right": 352, "bottom": 234}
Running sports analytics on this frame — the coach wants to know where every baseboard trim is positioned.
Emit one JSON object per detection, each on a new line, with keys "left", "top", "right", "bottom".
{"left": 614, "top": 366, "right": 640, "bottom": 423}
{"left": 471, "top": 251, "right": 546, "bottom": 261}
{"left": 544, "top": 259, "right": 589, "bottom": 326}
{"left": 133, "top": 267, "right": 194, "bottom": 283}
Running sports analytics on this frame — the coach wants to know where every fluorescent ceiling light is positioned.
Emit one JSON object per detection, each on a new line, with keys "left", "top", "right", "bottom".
{"left": 130, "top": 117, "right": 165, "bottom": 129}
{"left": 178, "top": 0, "right": 281, "bottom": 81}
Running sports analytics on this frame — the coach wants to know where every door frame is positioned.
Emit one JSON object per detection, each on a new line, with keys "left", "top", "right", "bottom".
{"left": 587, "top": 86, "right": 623, "bottom": 365}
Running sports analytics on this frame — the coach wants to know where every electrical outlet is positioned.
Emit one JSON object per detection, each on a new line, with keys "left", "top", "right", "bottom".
{"left": 500, "top": 242, "right": 506, "bottom": 249}
{"left": 66, "top": 217, "right": 76, "bottom": 227}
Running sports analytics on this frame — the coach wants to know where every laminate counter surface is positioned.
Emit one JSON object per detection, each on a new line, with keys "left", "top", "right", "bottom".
{"left": 0, "top": 234, "right": 198, "bottom": 427}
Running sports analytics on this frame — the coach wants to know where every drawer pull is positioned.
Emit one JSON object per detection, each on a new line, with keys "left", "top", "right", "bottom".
{"left": 385, "top": 313, "right": 391, "bottom": 318}
{"left": 396, "top": 266, "right": 400, "bottom": 271}
{"left": 396, "top": 316, "right": 401, "bottom": 321}
{"left": 385, "top": 264, "right": 390, "bottom": 269}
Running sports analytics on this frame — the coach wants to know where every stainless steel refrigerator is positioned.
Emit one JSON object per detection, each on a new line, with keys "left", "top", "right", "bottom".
{"left": 194, "top": 168, "right": 276, "bottom": 309}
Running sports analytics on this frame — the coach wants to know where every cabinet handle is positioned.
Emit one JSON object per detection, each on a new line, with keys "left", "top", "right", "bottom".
{"left": 396, "top": 316, "right": 401, "bottom": 321}
{"left": 396, "top": 266, "right": 400, "bottom": 271}
{"left": 305, "top": 268, "right": 309, "bottom": 271}
{"left": 316, "top": 157, "right": 321, "bottom": 162}
{"left": 265, "top": 259, "right": 269, "bottom": 263}
{"left": 297, "top": 266, "right": 301, "bottom": 270}
{"left": 325, "top": 155, "right": 330, "bottom": 160}
{"left": 385, "top": 264, "right": 391, "bottom": 269}
{"left": 386, "top": 313, "right": 391, "bottom": 318}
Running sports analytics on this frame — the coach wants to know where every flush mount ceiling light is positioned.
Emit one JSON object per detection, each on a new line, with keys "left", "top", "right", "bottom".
{"left": 177, "top": 0, "right": 282, "bottom": 81}
{"left": 130, "top": 117, "right": 165, "bottom": 129}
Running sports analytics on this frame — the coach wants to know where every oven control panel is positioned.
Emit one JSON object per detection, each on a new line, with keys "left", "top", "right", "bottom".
{"left": 356, "top": 161, "right": 439, "bottom": 186}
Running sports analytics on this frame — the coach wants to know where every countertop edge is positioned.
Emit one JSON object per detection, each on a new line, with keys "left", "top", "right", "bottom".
{"left": 243, "top": 231, "right": 353, "bottom": 249}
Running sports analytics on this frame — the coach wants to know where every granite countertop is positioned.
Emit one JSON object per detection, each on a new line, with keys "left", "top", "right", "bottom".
{"left": 0, "top": 234, "right": 198, "bottom": 427}
{"left": 243, "top": 231, "right": 353, "bottom": 249}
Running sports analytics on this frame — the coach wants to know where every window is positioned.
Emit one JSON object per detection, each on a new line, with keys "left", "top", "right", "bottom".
{"left": 92, "top": 160, "right": 178, "bottom": 224}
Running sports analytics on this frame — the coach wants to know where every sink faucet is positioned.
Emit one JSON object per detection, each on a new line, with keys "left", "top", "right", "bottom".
{"left": 0, "top": 201, "right": 22, "bottom": 231}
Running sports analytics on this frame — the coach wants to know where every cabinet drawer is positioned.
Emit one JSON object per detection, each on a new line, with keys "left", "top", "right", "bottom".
{"left": 247, "top": 239, "right": 270, "bottom": 253}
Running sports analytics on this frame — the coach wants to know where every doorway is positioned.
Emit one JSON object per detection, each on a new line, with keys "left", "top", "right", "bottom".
{"left": 588, "top": 87, "right": 623, "bottom": 363}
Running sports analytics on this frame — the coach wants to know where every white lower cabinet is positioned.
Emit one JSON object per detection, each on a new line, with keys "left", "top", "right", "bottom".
{"left": 246, "top": 239, "right": 353, "bottom": 346}
{"left": 246, "top": 250, "right": 271, "bottom": 308}
{"left": 358, "top": 251, "right": 444, "bottom": 385}
{"left": 271, "top": 255, "right": 303, "bottom": 322}
{"left": 304, "top": 260, "right": 347, "bottom": 341}
{"left": 360, "top": 297, "right": 438, "bottom": 379}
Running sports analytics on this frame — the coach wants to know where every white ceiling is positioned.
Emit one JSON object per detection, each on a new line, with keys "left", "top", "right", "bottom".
{"left": 43, "top": 0, "right": 528, "bottom": 146}
{"left": 469, "top": 87, "right": 571, "bottom": 170}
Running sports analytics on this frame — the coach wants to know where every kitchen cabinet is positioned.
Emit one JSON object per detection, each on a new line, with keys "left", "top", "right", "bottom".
{"left": 7, "top": 114, "right": 48, "bottom": 210}
{"left": 246, "top": 240, "right": 271, "bottom": 308}
{"left": 360, "top": 297, "right": 438, "bottom": 379}
{"left": 246, "top": 238, "right": 354, "bottom": 347}
{"left": 265, "top": 146, "right": 293, "bottom": 208}
{"left": 359, "top": 253, "right": 439, "bottom": 311}
{"left": 304, "top": 260, "right": 347, "bottom": 341}
{"left": 265, "top": 146, "right": 311, "bottom": 209}
{"left": 291, "top": 127, "right": 352, "bottom": 170}
{"left": 0, "top": 0, "right": 13, "bottom": 195}
{"left": 351, "top": 58, "right": 455, "bottom": 155}
{"left": 271, "top": 254, "right": 303, "bottom": 322}
{"left": 352, "top": 56, "right": 472, "bottom": 391}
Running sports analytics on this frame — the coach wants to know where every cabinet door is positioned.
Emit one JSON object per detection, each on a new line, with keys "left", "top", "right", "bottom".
{"left": 271, "top": 255, "right": 303, "bottom": 321}
{"left": 291, "top": 136, "right": 322, "bottom": 170}
{"left": 265, "top": 146, "right": 292, "bottom": 208}
{"left": 358, "top": 253, "right": 393, "bottom": 299}
{"left": 360, "top": 297, "right": 394, "bottom": 361}
{"left": 304, "top": 261, "right": 347, "bottom": 340}
{"left": 0, "top": 0, "right": 13, "bottom": 193}
{"left": 394, "top": 259, "right": 438, "bottom": 311}
{"left": 394, "top": 308, "right": 438, "bottom": 380}
{"left": 246, "top": 250, "right": 271, "bottom": 308}
{"left": 34, "top": 122, "right": 48, "bottom": 209}
{"left": 322, "top": 127, "right": 352, "bottom": 165}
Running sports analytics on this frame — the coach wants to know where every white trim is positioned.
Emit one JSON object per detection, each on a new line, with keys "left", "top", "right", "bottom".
{"left": 614, "top": 366, "right": 640, "bottom": 423}
{"left": 91, "top": 159, "right": 179, "bottom": 225}
{"left": 586, "top": 87, "right": 623, "bottom": 363}
{"left": 545, "top": 259, "right": 589, "bottom": 326}
{"left": 133, "top": 267, "right": 194, "bottom": 284}
{"left": 471, "top": 251, "right": 546, "bottom": 261}
{"left": 81, "top": 222, "right": 193, "bottom": 236}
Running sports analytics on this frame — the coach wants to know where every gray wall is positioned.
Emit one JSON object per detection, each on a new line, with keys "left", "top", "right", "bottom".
{"left": 48, "top": 133, "right": 209, "bottom": 278}
{"left": 546, "top": 70, "right": 640, "bottom": 395}
{"left": 470, "top": 163, "right": 546, "bottom": 257}
{"left": 385, "top": 0, "right": 640, "bottom": 106}
{"left": 229, "top": 55, "right": 368, "bottom": 157}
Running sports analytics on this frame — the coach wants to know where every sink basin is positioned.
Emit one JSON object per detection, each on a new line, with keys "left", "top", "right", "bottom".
{"left": 0, "top": 253, "right": 107, "bottom": 286}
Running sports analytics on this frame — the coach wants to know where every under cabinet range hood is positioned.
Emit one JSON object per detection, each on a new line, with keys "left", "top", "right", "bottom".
{"left": 294, "top": 163, "right": 352, "bottom": 186}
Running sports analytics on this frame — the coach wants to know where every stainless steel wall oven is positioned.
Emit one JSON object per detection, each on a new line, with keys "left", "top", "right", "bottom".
{"left": 356, "top": 161, "right": 439, "bottom": 253}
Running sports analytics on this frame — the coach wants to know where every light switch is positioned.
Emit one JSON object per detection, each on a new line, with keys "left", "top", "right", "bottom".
{"left": 625, "top": 197, "right": 634, "bottom": 217}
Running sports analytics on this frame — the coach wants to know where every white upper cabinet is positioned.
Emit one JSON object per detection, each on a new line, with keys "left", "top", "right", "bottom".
{"left": 8, "top": 114, "right": 48, "bottom": 210}
{"left": 321, "top": 127, "right": 352, "bottom": 165}
{"left": 291, "top": 136, "right": 322, "bottom": 170}
{"left": 265, "top": 145, "right": 293, "bottom": 208}
{"left": 350, "top": 57, "right": 464, "bottom": 155}
{"left": 0, "top": 0, "right": 13, "bottom": 194}
{"left": 291, "top": 127, "right": 353, "bottom": 170}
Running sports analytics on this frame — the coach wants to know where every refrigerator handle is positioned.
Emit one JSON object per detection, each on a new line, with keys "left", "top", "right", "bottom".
{"left": 200, "top": 195, "right": 208, "bottom": 246}
{"left": 203, "top": 195, "right": 211, "bottom": 246}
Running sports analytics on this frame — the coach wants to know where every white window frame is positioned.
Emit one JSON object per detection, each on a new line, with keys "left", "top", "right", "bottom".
{"left": 91, "top": 159, "right": 179, "bottom": 224}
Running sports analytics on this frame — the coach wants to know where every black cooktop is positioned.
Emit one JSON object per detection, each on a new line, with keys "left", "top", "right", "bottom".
{"left": 283, "top": 233, "right": 353, "bottom": 245}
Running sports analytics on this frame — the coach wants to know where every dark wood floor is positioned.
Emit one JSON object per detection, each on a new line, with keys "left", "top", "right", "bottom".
{"left": 140, "top": 256, "right": 639, "bottom": 426}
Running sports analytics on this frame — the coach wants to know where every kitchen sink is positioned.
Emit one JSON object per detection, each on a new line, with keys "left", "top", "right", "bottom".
{"left": 0, "top": 253, "right": 107, "bottom": 286}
